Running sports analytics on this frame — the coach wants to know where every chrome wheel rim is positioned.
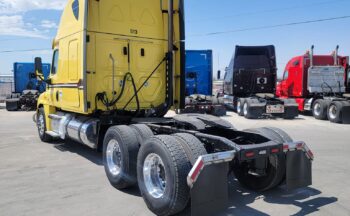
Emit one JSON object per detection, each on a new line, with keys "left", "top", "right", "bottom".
{"left": 237, "top": 101, "right": 241, "bottom": 113}
{"left": 143, "top": 153, "right": 166, "bottom": 199}
{"left": 313, "top": 103, "right": 321, "bottom": 116}
{"left": 329, "top": 105, "right": 337, "bottom": 120}
{"left": 243, "top": 103, "right": 248, "bottom": 116}
{"left": 38, "top": 113, "right": 45, "bottom": 136}
{"left": 106, "top": 139, "right": 122, "bottom": 176}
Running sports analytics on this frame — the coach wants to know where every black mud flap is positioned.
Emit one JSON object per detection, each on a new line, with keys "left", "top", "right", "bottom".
{"left": 286, "top": 150, "right": 312, "bottom": 190}
{"left": 341, "top": 105, "right": 350, "bottom": 124}
{"left": 191, "top": 163, "right": 229, "bottom": 216}
{"left": 5, "top": 98, "right": 20, "bottom": 111}
{"left": 211, "top": 105, "right": 227, "bottom": 117}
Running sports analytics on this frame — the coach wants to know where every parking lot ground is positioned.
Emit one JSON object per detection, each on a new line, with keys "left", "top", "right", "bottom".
{"left": 1, "top": 107, "right": 350, "bottom": 216}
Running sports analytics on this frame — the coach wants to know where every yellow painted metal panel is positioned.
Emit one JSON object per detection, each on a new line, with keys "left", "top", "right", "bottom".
{"left": 88, "top": 0, "right": 165, "bottom": 40}
{"left": 68, "top": 40, "right": 79, "bottom": 81}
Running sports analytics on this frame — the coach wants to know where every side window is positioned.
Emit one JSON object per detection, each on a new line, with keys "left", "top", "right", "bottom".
{"left": 72, "top": 0, "right": 79, "bottom": 20}
{"left": 293, "top": 60, "right": 300, "bottom": 66}
{"left": 283, "top": 70, "right": 289, "bottom": 81}
{"left": 51, "top": 50, "right": 59, "bottom": 75}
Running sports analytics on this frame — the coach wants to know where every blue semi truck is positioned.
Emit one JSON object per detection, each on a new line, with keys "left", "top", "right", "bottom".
{"left": 6, "top": 62, "right": 50, "bottom": 111}
{"left": 185, "top": 50, "right": 213, "bottom": 96}
{"left": 183, "top": 50, "right": 226, "bottom": 116}
{"left": 13, "top": 62, "right": 51, "bottom": 94}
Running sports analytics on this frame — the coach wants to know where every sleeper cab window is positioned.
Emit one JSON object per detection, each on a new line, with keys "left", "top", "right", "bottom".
{"left": 72, "top": 0, "right": 79, "bottom": 20}
{"left": 293, "top": 60, "right": 300, "bottom": 67}
{"left": 283, "top": 70, "right": 289, "bottom": 80}
{"left": 51, "top": 50, "right": 59, "bottom": 75}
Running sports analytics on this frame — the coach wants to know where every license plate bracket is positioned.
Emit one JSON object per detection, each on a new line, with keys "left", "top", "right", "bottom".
{"left": 266, "top": 104, "right": 285, "bottom": 114}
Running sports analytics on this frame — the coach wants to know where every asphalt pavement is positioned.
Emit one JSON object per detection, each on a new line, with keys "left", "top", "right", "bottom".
{"left": 0, "top": 107, "right": 349, "bottom": 216}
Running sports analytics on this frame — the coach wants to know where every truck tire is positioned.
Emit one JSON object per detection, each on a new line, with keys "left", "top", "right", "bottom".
{"left": 37, "top": 107, "right": 53, "bottom": 142}
{"left": 130, "top": 124, "right": 154, "bottom": 146}
{"left": 233, "top": 127, "right": 290, "bottom": 191}
{"left": 236, "top": 98, "right": 245, "bottom": 116}
{"left": 103, "top": 125, "right": 139, "bottom": 189}
{"left": 137, "top": 135, "right": 191, "bottom": 216}
{"left": 243, "top": 100, "right": 259, "bottom": 119}
{"left": 327, "top": 101, "right": 343, "bottom": 123}
{"left": 245, "top": 127, "right": 293, "bottom": 143}
{"left": 172, "top": 133, "right": 207, "bottom": 165}
{"left": 312, "top": 99, "right": 328, "bottom": 120}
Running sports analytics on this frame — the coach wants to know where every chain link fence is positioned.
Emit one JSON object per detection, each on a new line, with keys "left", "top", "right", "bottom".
{"left": 0, "top": 75, "right": 14, "bottom": 102}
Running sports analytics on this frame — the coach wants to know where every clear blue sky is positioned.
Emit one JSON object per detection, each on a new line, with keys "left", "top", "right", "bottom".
{"left": 1, "top": 0, "right": 350, "bottom": 77}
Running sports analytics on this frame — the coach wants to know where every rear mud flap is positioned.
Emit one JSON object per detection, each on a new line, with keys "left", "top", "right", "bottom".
{"left": 191, "top": 163, "right": 229, "bottom": 216}
{"left": 341, "top": 105, "right": 350, "bottom": 124}
{"left": 248, "top": 105, "right": 265, "bottom": 116}
{"left": 284, "top": 106, "right": 299, "bottom": 118}
{"left": 5, "top": 98, "right": 20, "bottom": 111}
{"left": 286, "top": 150, "right": 312, "bottom": 190}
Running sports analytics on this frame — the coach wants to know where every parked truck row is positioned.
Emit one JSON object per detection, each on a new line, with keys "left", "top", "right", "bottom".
{"left": 32, "top": 0, "right": 313, "bottom": 215}
{"left": 220, "top": 45, "right": 350, "bottom": 124}
{"left": 223, "top": 45, "right": 299, "bottom": 119}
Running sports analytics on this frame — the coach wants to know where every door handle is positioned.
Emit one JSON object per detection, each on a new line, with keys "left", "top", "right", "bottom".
{"left": 123, "top": 47, "right": 128, "bottom": 56}
{"left": 56, "top": 91, "right": 59, "bottom": 101}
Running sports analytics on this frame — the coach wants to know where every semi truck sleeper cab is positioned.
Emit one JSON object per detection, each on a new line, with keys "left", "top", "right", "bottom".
{"left": 276, "top": 46, "right": 350, "bottom": 124}
{"left": 223, "top": 45, "right": 299, "bottom": 119}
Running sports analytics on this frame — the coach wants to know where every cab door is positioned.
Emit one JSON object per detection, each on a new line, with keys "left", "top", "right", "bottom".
{"left": 48, "top": 37, "right": 82, "bottom": 112}
{"left": 280, "top": 70, "right": 289, "bottom": 97}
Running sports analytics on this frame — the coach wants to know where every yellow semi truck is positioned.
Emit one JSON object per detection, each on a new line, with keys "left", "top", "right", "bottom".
{"left": 34, "top": 0, "right": 314, "bottom": 215}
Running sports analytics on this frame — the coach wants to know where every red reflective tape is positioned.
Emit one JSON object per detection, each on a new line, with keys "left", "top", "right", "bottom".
{"left": 245, "top": 152, "right": 255, "bottom": 158}
{"left": 307, "top": 150, "right": 314, "bottom": 159}
{"left": 271, "top": 148, "right": 279, "bottom": 153}
{"left": 296, "top": 143, "right": 304, "bottom": 149}
{"left": 190, "top": 160, "right": 204, "bottom": 181}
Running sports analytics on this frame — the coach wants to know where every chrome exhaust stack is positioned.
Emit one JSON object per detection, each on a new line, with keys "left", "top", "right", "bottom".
{"left": 334, "top": 45, "right": 339, "bottom": 66}
{"left": 310, "top": 45, "right": 314, "bottom": 67}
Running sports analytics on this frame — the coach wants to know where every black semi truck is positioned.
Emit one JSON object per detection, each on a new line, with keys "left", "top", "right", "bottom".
{"left": 223, "top": 45, "right": 298, "bottom": 119}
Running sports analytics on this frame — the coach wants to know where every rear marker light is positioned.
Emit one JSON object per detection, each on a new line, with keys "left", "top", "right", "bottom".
{"left": 271, "top": 148, "right": 279, "bottom": 153}
{"left": 245, "top": 152, "right": 255, "bottom": 158}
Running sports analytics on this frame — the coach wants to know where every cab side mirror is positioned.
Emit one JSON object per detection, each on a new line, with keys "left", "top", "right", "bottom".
{"left": 217, "top": 70, "right": 221, "bottom": 80}
{"left": 35, "top": 57, "right": 43, "bottom": 75}
{"left": 34, "top": 57, "right": 51, "bottom": 85}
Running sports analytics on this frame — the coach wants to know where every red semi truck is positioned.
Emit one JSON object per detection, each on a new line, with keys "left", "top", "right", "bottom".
{"left": 276, "top": 46, "right": 350, "bottom": 124}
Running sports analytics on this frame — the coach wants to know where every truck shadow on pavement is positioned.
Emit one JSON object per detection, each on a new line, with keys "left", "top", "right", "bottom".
{"left": 51, "top": 140, "right": 337, "bottom": 215}
{"left": 222, "top": 177, "right": 338, "bottom": 216}
{"left": 53, "top": 139, "right": 103, "bottom": 166}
